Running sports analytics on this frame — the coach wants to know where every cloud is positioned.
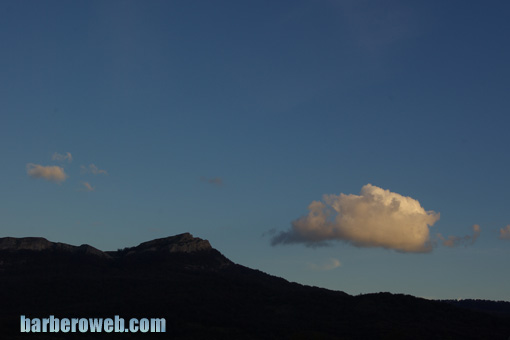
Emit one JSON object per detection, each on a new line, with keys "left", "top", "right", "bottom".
{"left": 52, "top": 152, "right": 73, "bottom": 163}
{"left": 500, "top": 225, "right": 510, "bottom": 240}
{"left": 261, "top": 228, "right": 277, "bottom": 238}
{"left": 271, "top": 184, "right": 440, "bottom": 253}
{"left": 81, "top": 164, "right": 107, "bottom": 175}
{"left": 200, "top": 177, "right": 223, "bottom": 186}
{"left": 26, "top": 163, "right": 68, "bottom": 183}
{"left": 81, "top": 182, "right": 95, "bottom": 192}
{"left": 306, "top": 258, "right": 341, "bottom": 271}
{"left": 437, "top": 224, "right": 481, "bottom": 247}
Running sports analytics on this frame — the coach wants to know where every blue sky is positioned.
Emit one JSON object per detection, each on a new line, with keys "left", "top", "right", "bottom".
{"left": 2, "top": 0, "right": 510, "bottom": 300}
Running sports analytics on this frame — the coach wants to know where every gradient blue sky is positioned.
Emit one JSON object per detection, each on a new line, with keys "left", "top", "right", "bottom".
{"left": 2, "top": 0, "right": 510, "bottom": 301}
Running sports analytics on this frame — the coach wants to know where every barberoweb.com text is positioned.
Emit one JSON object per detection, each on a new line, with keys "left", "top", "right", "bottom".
{"left": 21, "top": 315, "right": 165, "bottom": 333}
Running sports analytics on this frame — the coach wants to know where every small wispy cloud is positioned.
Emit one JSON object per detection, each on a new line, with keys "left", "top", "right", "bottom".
{"left": 26, "top": 163, "right": 68, "bottom": 183}
{"left": 306, "top": 258, "right": 341, "bottom": 271}
{"left": 52, "top": 152, "right": 73, "bottom": 163}
{"left": 500, "top": 225, "right": 510, "bottom": 240}
{"left": 261, "top": 228, "right": 277, "bottom": 238}
{"left": 437, "top": 224, "right": 481, "bottom": 248}
{"left": 271, "top": 184, "right": 439, "bottom": 253}
{"left": 81, "top": 164, "right": 107, "bottom": 175}
{"left": 81, "top": 182, "right": 95, "bottom": 192}
{"left": 200, "top": 176, "right": 223, "bottom": 186}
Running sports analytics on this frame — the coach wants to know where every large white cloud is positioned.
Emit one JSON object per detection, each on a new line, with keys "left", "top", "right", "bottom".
{"left": 272, "top": 184, "right": 440, "bottom": 253}
{"left": 26, "top": 163, "right": 68, "bottom": 183}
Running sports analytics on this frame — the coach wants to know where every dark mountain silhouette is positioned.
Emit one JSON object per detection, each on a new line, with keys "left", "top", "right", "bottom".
{"left": 1, "top": 233, "right": 509, "bottom": 339}
{"left": 441, "top": 299, "right": 510, "bottom": 317}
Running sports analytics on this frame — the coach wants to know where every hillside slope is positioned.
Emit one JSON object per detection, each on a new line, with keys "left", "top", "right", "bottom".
{"left": 1, "top": 233, "right": 508, "bottom": 339}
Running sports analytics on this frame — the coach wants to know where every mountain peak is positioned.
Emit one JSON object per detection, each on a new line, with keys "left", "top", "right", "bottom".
{"left": 132, "top": 233, "right": 213, "bottom": 254}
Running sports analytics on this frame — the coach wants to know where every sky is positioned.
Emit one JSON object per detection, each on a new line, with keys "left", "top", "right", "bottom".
{"left": 1, "top": 0, "right": 510, "bottom": 301}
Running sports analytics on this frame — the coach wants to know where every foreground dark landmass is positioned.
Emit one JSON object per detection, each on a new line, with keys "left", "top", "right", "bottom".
{"left": 0, "top": 234, "right": 509, "bottom": 339}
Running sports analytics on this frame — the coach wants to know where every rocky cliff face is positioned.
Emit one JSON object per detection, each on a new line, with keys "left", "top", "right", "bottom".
{"left": 0, "top": 233, "right": 217, "bottom": 261}
{"left": 128, "top": 232, "right": 212, "bottom": 254}
{"left": 112, "top": 233, "right": 231, "bottom": 270}
{"left": 0, "top": 237, "right": 110, "bottom": 258}
{"left": 0, "top": 237, "right": 54, "bottom": 251}
{"left": 0, "top": 232, "right": 231, "bottom": 276}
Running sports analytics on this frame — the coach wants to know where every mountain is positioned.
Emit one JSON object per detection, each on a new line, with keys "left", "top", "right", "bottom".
{"left": 1, "top": 233, "right": 509, "bottom": 339}
{"left": 0, "top": 236, "right": 109, "bottom": 258}
{"left": 441, "top": 299, "right": 510, "bottom": 317}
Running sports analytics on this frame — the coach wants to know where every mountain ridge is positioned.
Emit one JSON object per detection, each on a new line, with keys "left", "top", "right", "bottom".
{"left": 1, "top": 233, "right": 509, "bottom": 339}
{"left": 0, "top": 232, "right": 212, "bottom": 255}
{"left": 0, "top": 236, "right": 109, "bottom": 258}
